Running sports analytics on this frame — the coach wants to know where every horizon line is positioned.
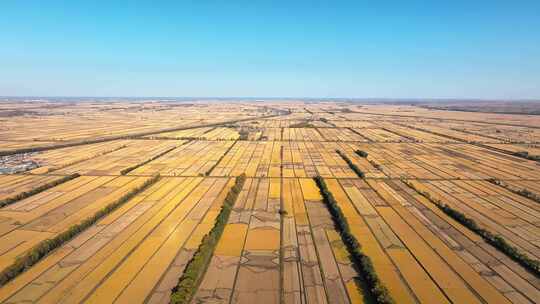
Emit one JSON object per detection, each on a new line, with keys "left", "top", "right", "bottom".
{"left": 2, "top": 96, "right": 540, "bottom": 102}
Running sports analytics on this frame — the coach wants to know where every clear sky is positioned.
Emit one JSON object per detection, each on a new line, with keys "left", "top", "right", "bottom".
{"left": 1, "top": 1, "right": 539, "bottom": 99}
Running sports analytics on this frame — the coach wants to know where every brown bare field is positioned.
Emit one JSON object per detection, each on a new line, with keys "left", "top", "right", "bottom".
{"left": 0, "top": 100, "right": 538, "bottom": 303}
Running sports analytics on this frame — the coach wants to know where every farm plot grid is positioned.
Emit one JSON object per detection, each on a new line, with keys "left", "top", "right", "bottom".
{"left": 145, "top": 127, "right": 240, "bottom": 141}
{"left": 0, "top": 175, "right": 70, "bottom": 202}
{"left": 325, "top": 178, "right": 539, "bottom": 304}
{"left": 0, "top": 101, "right": 539, "bottom": 304}
{"left": 192, "top": 178, "right": 362, "bottom": 304}
{"left": 333, "top": 142, "right": 540, "bottom": 180}
{"left": 52, "top": 140, "right": 180, "bottom": 175}
{"left": 0, "top": 175, "right": 153, "bottom": 271}
{"left": 127, "top": 140, "right": 234, "bottom": 177}
{"left": 0, "top": 177, "right": 234, "bottom": 303}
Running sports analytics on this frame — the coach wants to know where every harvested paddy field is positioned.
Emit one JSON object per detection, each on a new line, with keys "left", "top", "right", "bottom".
{"left": 145, "top": 127, "right": 240, "bottom": 141}
{"left": 0, "top": 100, "right": 539, "bottom": 303}
{"left": 192, "top": 178, "right": 362, "bottom": 304}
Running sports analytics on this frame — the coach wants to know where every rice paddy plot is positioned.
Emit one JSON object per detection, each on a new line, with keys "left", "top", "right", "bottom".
{"left": 0, "top": 177, "right": 234, "bottom": 303}
{"left": 327, "top": 178, "right": 538, "bottom": 304}
{"left": 1, "top": 101, "right": 540, "bottom": 304}
{"left": 193, "top": 178, "right": 363, "bottom": 304}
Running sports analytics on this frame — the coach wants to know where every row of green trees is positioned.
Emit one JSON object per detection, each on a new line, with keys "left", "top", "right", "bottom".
{"left": 403, "top": 180, "right": 540, "bottom": 277}
{"left": 355, "top": 149, "right": 369, "bottom": 158}
{"left": 0, "top": 174, "right": 161, "bottom": 287}
{"left": 238, "top": 130, "right": 250, "bottom": 140}
{"left": 0, "top": 138, "right": 113, "bottom": 157}
{"left": 0, "top": 173, "right": 80, "bottom": 208}
{"left": 170, "top": 174, "right": 246, "bottom": 303}
{"left": 149, "top": 136, "right": 211, "bottom": 141}
{"left": 120, "top": 146, "right": 177, "bottom": 175}
{"left": 205, "top": 141, "right": 237, "bottom": 176}
{"left": 336, "top": 150, "right": 365, "bottom": 178}
{"left": 47, "top": 144, "right": 127, "bottom": 173}
{"left": 289, "top": 121, "right": 317, "bottom": 128}
{"left": 314, "top": 176, "right": 395, "bottom": 303}
{"left": 512, "top": 151, "right": 540, "bottom": 162}
{"left": 0, "top": 113, "right": 285, "bottom": 157}
{"left": 488, "top": 178, "right": 540, "bottom": 204}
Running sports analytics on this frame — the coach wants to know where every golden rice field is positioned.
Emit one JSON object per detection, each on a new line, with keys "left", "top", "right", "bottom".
{"left": 145, "top": 127, "right": 240, "bottom": 141}
{"left": 0, "top": 100, "right": 539, "bottom": 303}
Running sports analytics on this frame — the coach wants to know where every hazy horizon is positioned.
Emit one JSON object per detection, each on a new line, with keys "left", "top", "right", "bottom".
{"left": 2, "top": 96, "right": 540, "bottom": 102}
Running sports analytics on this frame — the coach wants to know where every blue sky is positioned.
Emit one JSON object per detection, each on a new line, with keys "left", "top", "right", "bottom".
{"left": 1, "top": 1, "right": 539, "bottom": 99}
